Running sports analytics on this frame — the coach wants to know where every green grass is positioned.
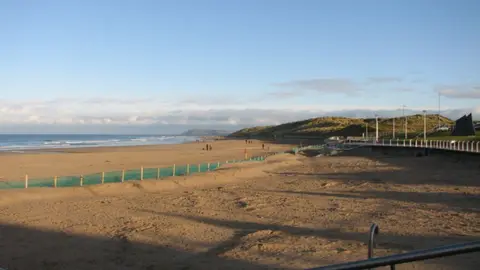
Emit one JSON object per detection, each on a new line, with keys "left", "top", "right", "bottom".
{"left": 229, "top": 114, "right": 455, "bottom": 139}
{"left": 426, "top": 131, "right": 480, "bottom": 141}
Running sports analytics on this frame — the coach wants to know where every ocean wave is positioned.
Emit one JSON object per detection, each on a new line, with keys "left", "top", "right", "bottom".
{"left": 0, "top": 135, "right": 198, "bottom": 151}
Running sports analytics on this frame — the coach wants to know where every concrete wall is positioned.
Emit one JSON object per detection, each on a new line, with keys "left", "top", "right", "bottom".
{"left": 367, "top": 145, "right": 480, "bottom": 162}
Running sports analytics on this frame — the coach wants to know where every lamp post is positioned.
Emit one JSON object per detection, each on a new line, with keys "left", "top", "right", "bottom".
{"left": 438, "top": 92, "right": 441, "bottom": 128}
{"left": 392, "top": 117, "right": 395, "bottom": 139}
{"left": 365, "top": 121, "right": 369, "bottom": 140}
{"left": 375, "top": 114, "right": 379, "bottom": 142}
{"left": 402, "top": 105, "right": 408, "bottom": 139}
{"left": 423, "top": 110, "right": 427, "bottom": 141}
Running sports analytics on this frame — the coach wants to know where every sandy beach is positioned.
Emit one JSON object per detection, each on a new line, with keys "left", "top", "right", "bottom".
{"left": 0, "top": 146, "right": 479, "bottom": 270}
{"left": 0, "top": 139, "right": 292, "bottom": 181}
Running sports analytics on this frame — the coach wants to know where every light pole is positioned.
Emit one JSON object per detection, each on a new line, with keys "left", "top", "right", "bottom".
{"left": 392, "top": 117, "right": 395, "bottom": 139}
{"left": 423, "top": 110, "right": 427, "bottom": 141}
{"left": 375, "top": 114, "right": 379, "bottom": 142}
{"left": 438, "top": 92, "right": 441, "bottom": 128}
{"left": 402, "top": 105, "right": 408, "bottom": 139}
{"left": 365, "top": 119, "right": 368, "bottom": 141}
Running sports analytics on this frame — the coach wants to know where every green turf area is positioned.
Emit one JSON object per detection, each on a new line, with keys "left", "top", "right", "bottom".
{"left": 426, "top": 131, "right": 480, "bottom": 141}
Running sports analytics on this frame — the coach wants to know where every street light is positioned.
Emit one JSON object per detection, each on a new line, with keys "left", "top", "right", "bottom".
{"left": 365, "top": 120, "right": 369, "bottom": 140}
{"left": 402, "top": 105, "right": 408, "bottom": 139}
{"left": 392, "top": 117, "right": 395, "bottom": 139}
{"left": 423, "top": 110, "right": 427, "bottom": 141}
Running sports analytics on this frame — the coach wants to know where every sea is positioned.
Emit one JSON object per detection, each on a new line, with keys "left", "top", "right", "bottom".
{"left": 0, "top": 134, "right": 200, "bottom": 152}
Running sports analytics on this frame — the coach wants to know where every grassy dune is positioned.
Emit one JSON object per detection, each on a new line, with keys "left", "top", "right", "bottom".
{"left": 229, "top": 114, "right": 456, "bottom": 139}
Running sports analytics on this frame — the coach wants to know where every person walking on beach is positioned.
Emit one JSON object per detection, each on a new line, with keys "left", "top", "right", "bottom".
{"left": 205, "top": 143, "right": 209, "bottom": 151}
{"left": 262, "top": 143, "right": 265, "bottom": 150}
{"left": 208, "top": 144, "right": 212, "bottom": 151}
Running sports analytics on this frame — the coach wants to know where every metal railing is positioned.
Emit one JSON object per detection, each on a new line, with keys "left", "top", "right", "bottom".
{"left": 344, "top": 139, "right": 480, "bottom": 154}
{"left": 307, "top": 224, "right": 480, "bottom": 270}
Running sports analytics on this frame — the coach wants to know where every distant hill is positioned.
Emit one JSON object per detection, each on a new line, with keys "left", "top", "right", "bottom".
{"left": 180, "top": 129, "right": 231, "bottom": 136}
{"left": 229, "top": 114, "right": 454, "bottom": 139}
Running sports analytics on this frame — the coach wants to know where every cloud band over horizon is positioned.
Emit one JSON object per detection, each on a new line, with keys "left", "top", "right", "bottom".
{"left": 1, "top": 96, "right": 478, "bottom": 134}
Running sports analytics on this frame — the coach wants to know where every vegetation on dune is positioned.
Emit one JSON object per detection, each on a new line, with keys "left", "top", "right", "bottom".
{"left": 229, "top": 114, "right": 456, "bottom": 139}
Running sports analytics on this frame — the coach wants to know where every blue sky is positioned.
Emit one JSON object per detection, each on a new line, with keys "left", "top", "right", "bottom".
{"left": 1, "top": 0, "right": 479, "bottom": 133}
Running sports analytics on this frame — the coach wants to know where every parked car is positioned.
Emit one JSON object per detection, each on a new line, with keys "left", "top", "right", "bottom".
{"left": 436, "top": 126, "right": 450, "bottom": 131}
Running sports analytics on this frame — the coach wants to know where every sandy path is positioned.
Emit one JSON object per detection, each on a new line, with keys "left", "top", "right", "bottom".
{"left": 0, "top": 139, "right": 290, "bottom": 181}
{"left": 0, "top": 149, "right": 479, "bottom": 269}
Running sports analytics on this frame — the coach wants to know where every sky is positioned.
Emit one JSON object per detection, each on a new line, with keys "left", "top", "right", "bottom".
{"left": 1, "top": 0, "right": 479, "bottom": 134}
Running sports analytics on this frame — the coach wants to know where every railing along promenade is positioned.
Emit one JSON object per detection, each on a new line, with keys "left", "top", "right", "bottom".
{"left": 344, "top": 138, "right": 480, "bottom": 153}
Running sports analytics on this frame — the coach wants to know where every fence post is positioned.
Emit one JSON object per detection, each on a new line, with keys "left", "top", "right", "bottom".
{"left": 54, "top": 176, "right": 57, "bottom": 188}
{"left": 403, "top": 140, "right": 406, "bottom": 147}
{"left": 198, "top": 164, "right": 201, "bottom": 173}
{"left": 80, "top": 175, "right": 83, "bottom": 186}
{"left": 25, "top": 174, "right": 28, "bottom": 189}
{"left": 477, "top": 142, "right": 479, "bottom": 153}
{"left": 409, "top": 139, "right": 412, "bottom": 147}
{"left": 389, "top": 139, "right": 392, "bottom": 146}
{"left": 157, "top": 168, "right": 160, "bottom": 179}
{"left": 207, "top": 163, "right": 210, "bottom": 171}
{"left": 173, "top": 164, "right": 176, "bottom": 176}
{"left": 140, "top": 166, "right": 143, "bottom": 180}
{"left": 121, "top": 170, "right": 125, "bottom": 182}
{"left": 101, "top": 172, "right": 105, "bottom": 184}
{"left": 415, "top": 140, "right": 418, "bottom": 147}
{"left": 186, "top": 164, "right": 190, "bottom": 175}
{"left": 217, "top": 161, "right": 220, "bottom": 168}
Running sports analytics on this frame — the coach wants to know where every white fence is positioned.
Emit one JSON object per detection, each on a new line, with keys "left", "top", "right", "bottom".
{"left": 345, "top": 139, "right": 480, "bottom": 154}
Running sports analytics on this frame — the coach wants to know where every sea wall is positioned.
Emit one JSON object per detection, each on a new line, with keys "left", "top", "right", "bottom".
{"left": 368, "top": 145, "right": 480, "bottom": 162}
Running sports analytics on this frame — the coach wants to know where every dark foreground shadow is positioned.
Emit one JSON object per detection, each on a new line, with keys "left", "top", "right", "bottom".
{"left": 0, "top": 223, "right": 270, "bottom": 270}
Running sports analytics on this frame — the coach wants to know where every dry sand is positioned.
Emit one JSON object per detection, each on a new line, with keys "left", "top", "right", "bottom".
{"left": 0, "top": 146, "right": 479, "bottom": 270}
{"left": 0, "top": 139, "right": 289, "bottom": 181}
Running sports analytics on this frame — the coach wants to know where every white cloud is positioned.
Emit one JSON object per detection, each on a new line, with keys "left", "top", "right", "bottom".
{"left": 436, "top": 85, "right": 480, "bottom": 99}
{"left": 366, "top": 77, "right": 404, "bottom": 84}
{"left": 271, "top": 76, "right": 413, "bottom": 98}
{"left": 0, "top": 98, "right": 478, "bottom": 133}
{"left": 273, "top": 78, "right": 360, "bottom": 95}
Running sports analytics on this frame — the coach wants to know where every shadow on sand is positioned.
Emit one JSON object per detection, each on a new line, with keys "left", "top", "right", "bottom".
{"left": 278, "top": 147, "right": 480, "bottom": 187}
{"left": 0, "top": 222, "right": 271, "bottom": 270}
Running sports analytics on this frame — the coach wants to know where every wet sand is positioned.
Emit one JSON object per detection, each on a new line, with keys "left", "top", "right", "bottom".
{"left": 0, "top": 148, "right": 478, "bottom": 269}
